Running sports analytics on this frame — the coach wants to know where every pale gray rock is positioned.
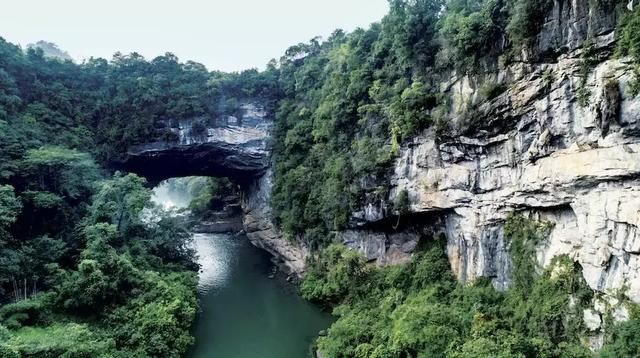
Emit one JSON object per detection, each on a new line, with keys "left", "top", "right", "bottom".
{"left": 119, "top": 3, "right": 640, "bottom": 314}
{"left": 241, "top": 169, "right": 309, "bottom": 277}
{"left": 123, "top": 101, "right": 308, "bottom": 276}
{"left": 121, "top": 103, "right": 271, "bottom": 182}
{"left": 340, "top": 230, "right": 419, "bottom": 266}
{"left": 378, "top": 53, "right": 640, "bottom": 302}
{"left": 346, "top": 3, "right": 640, "bottom": 307}
{"left": 583, "top": 309, "right": 602, "bottom": 331}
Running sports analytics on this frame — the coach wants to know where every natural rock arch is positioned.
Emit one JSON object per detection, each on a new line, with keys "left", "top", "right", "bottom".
{"left": 118, "top": 103, "right": 271, "bottom": 183}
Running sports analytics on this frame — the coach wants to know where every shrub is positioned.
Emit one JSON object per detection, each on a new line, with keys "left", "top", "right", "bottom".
{"left": 576, "top": 86, "right": 591, "bottom": 107}
{"left": 301, "top": 244, "right": 368, "bottom": 304}
{"left": 430, "top": 104, "right": 450, "bottom": 135}
{"left": 504, "top": 214, "right": 551, "bottom": 293}
{"left": 438, "top": 0, "right": 508, "bottom": 71}
{"left": 0, "top": 298, "right": 48, "bottom": 330}
{"left": 629, "top": 65, "right": 640, "bottom": 97}
{"left": 479, "top": 82, "right": 508, "bottom": 101}
{"left": 190, "top": 120, "right": 207, "bottom": 138}
{"left": 2, "top": 323, "right": 116, "bottom": 357}
{"left": 308, "top": 220, "right": 601, "bottom": 358}
{"left": 393, "top": 189, "right": 410, "bottom": 215}
{"left": 507, "top": 0, "right": 554, "bottom": 49}
{"left": 600, "top": 319, "right": 640, "bottom": 357}
{"left": 617, "top": 8, "right": 640, "bottom": 96}
{"left": 389, "top": 82, "right": 439, "bottom": 141}
{"left": 617, "top": 6, "right": 640, "bottom": 60}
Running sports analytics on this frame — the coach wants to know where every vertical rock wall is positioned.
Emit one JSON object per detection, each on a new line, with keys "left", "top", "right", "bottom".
{"left": 345, "top": 1, "right": 640, "bottom": 311}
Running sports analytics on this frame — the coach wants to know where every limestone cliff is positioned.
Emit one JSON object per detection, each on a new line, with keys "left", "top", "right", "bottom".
{"left": 241, "top": 169, "right": 309, "bottom": 276}
{"left": 343, "top": 0, "right": 640, "bottom": 335}
{"left": 121, "top": 103, "right": 272, "bottom": 183}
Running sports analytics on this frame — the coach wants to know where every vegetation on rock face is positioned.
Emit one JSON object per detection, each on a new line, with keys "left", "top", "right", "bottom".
{"left": 188, "top": 177, "right": 236, "bottom": 218}
{"left": 506, "top": 0, "right": 553, "bottom": 50}
{"left": 270, "top": 0, "right": 608, "bottom": 248}
{"left": 438, "top": 0, "right": 508, "bottom": 71}
{"left": 302, "top": 216, "right": 639, "bottom": 357}
{"left": 617, "top": 5, "right": 640, "bottom": 96}
{"left": 0, "top": 0, "right": 587, "bottom": 254}
{"left": 0, "top": 38, "right": 203, "bottom": 355}
{"left": 601, "top": 318, "right": 640, "bottom": 357}
{"left": 1, "top": 0, "right": 639, "bottom": 355}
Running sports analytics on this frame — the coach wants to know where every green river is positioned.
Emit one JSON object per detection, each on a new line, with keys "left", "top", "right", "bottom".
{"left": 187, "top": 233, "right": 333, "bottom": 358}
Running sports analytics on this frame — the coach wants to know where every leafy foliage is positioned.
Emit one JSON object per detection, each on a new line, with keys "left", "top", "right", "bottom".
{"left": 601, "top": 319, "right": 640, "bottom": 357}
{"left": 304, "top": 220, "right": 613, "bottom": 357}
{"left": 270, "top": 0, "right": 573, "bottom": 247}
{"left": 188, "top": 177, "right": 236, "bottom": 218}
{"left": 504, "top": 214, "right": 551, "bottom": 293}
{"left": 301, "top": 244, "right": 368, "bottom": 304}
{"left": 272, "top": 1, "right": 446, "bottom": 246}
{"left": 1, "top": 323, "right": 116, "bottom": 357}
{"left": 0, "top": 185, "right": 21, "bottom": 238}
{"left": 506, "top": 0, "right": 553, "bottom": 49}
{"left": 0, "top": 0, "right": 629, "bottom": 354}
{"left": 438, "top": 0, "right": 508, "bottom": 71}
{"left": 0, "top": 170, "right": 198, "bottom": 357}
{"left": 617, "top": 6, "right": 640, "bottom": 96}
{"left": 617, "top": 6, "right": 640, "bottom": 60}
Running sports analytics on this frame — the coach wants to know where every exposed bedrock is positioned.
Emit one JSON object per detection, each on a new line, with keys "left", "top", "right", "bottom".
{"left": 119, "top": 103, "right": 271, "bottom": 183}
{"left": 117, "top": 1, "right": 640, "bottom": 307}
{"left": 241, "top": 169, "right": 309, "bottom": 276}
{"left": 349, "top": 24, "right": 640, "bottom": 309}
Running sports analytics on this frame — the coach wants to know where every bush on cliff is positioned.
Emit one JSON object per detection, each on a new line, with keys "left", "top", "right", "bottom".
{"left": 618, "top": 6, "right": 640, "bottom": 96}
{"left": 306, "top": 217, "right": 614, "bottom": 357}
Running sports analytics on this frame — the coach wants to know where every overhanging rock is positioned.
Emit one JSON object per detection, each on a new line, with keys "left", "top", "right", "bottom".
{"left": 119, "top": 103, "right": 271, "bottom": 183}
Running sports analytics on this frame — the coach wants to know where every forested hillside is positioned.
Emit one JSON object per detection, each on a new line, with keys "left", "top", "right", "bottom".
{"left": 1, "top": 0, "right": 640, "bottom": 356}
{"left": 0, "top": 40, "right": 246, "bottom": 356}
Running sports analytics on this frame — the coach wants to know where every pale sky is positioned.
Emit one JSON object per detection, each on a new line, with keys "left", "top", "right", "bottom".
{"left": 0, "top": 0, "right": 389, "bottom": 72}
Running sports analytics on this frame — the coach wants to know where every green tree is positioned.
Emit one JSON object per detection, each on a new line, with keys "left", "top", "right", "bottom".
{"left": 601, "top": 319, "right": 640, "bottom": 357}
{"left": 438, "top": 0, "right": 507, "bottom": 71}
{"left": 0, "top": 185, "right": 21, "bottom": 239}
{"left": 21, "top": 146, "right": 100, "bottom": 201}
{"left": 87, "top": 173, "right": 151, "bottom": 232}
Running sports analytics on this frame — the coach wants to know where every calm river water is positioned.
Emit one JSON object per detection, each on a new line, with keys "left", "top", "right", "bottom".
{"left": 188, "top": 233, "right": 332, "bottom": 358}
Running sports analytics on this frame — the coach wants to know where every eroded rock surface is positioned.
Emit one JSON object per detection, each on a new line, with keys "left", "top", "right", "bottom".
{"left": 349, "top": 11, "right": 640, "bottom": 306}
{"left": 122, "top": 101, "right": 306, "bottom": 274}
{"left": 241, "top": 169, "right": 309, "bottom": 276}
{"left": 121, "top": 103, "right": 271, "bottom": 182}
{"left": 120, "top": 1, "right": 640, "bottom": 308}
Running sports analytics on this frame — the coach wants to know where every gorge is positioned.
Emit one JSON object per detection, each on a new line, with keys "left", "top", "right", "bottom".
{"left": 148, "top": 180, "right": 332, "bottom": 358}
{"left": 2, "top": 0, "right": 640, "bottom": 356}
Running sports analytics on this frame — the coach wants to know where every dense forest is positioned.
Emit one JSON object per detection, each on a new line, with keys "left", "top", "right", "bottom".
{"left": 1, "top": 0, "right": 640, "bottom": 356}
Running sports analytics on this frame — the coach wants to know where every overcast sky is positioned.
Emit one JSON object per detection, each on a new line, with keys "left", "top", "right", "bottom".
{"left": 1, "top": 0, "right": 389, "bottom": 72}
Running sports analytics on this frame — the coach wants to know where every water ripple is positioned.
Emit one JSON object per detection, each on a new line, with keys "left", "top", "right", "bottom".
{"left": 193, "top": 233, "right": 237, "bottom": 294}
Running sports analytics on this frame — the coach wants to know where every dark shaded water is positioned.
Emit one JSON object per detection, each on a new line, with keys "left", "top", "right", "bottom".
{"left": 188, "top": 233, "right": 332, "bottom": 358}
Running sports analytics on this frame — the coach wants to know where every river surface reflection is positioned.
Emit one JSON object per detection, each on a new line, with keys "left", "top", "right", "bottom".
{"left": 188, "top": 233, "right": 332, "bottom": 358}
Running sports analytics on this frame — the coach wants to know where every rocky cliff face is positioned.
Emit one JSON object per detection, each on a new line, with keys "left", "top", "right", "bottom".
{"left": 345, "top": 1, "right": 640, "bottom": 331}
{"left": 121, "top": 102, "right": 308, "bottom": 275}
{"left": 241, "top": 169, "right": 309, "bottom": 276}
{"left": 121, "top": 103, "right": 272, "bottom": 183}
